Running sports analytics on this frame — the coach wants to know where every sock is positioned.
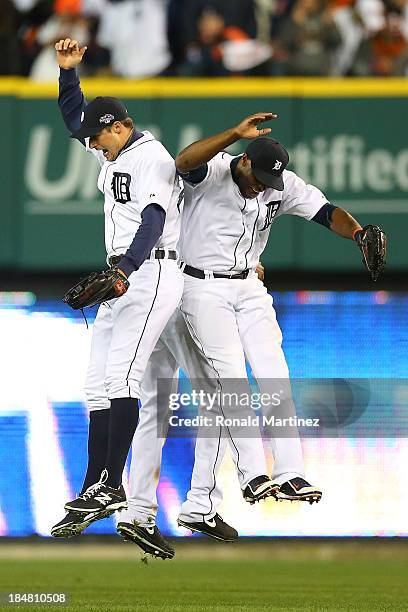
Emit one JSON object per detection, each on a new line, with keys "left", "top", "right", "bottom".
{"left": 104, "top": 397, "right": 139, "bottom": 488}
{"left": 81, "top": 409, "right": 110, "bottom": 494}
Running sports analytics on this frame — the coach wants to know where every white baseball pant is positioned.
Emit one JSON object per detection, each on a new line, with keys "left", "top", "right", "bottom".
{"left": 178, "top": 272, "right": 304, "bottom": 522}
{"left": 119, "top": 307, "right": 268, "bottom": 527}
{"left": 84, "top": 258, "right": 184, "bottom": 409}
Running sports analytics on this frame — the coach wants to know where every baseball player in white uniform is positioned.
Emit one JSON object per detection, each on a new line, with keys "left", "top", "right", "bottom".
{"left": 116, "top": 263, "right": 268, "bottom": 558}
{"left": 51, "top": 39, "right": 184, "bottom": 536}
{"left": 171, "top": 112, "right": 371, "bottom": 535}
{"left": 51, "top": 41, "right": 275, "bottom": 542}
{"left": 116, "top": 307, "right": 238, "bottom": 558}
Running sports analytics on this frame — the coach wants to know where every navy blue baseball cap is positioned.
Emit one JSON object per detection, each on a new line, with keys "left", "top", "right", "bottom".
{"left": 71, "top": 96, "right": 128, "bottom": 139}
{"left": 245, "top": 137, "right": 289, "bottom": 191}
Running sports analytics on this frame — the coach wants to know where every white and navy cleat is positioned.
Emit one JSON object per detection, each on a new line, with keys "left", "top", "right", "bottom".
{"left": 277, "top": 477, "right": 322, "bottom": 504}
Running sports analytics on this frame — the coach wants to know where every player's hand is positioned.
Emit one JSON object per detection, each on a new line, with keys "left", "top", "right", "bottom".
{"left": 116, "top": 268, "right": 128, "bottom": 279}
{"left": 234, "top": 113, "right": 277, "bottom": 140}
{"left": 55, "top": 38, "right": 87, "bottom": 69}
{"left": 256, "top": 262, "right": 265, "bottom": 282}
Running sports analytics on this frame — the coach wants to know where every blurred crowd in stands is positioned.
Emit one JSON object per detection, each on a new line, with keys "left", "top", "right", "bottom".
{"left": 1, "top": 0, "right": 408, "bottom": 79}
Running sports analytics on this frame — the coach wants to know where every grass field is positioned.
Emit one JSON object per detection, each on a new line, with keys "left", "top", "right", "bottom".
{"left": 0, "top": 542, "right": 407, "bottom": 611}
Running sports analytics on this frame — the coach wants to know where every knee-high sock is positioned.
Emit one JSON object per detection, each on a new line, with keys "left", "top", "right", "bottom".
{"left": 105, "top": 398, "right": 139, "bottom": 488}
{"left": 81, "top": 409, "right": 110, "bottom": 493}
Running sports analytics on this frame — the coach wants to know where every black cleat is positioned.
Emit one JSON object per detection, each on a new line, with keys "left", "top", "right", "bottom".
{"left": 64, "top": 470, "right": 127, "bottom": 516}
{"left": 277, "top": 477, "right": 322, "bottom": 504}
{"left": 242, "top": 475, "right": 279, "bottom": 504}
{"left": 117, "top": 521, "right": 175, "bottom": 560}
{"left": 51, "top": 510, "right": 104, "bottom": 538}
{"left": 177, "top": 513, "right": 238, "bottom": 542}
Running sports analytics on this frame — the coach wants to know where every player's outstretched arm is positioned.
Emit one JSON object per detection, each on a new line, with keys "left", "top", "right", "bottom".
{"left": 329, "top": 207, "right": 361, "bottom": 239}
{"left": 175, "top": 112, "right": 277, "bottom": 172}
{"left": 55, "top": 38, "right": 87, "bottom": 69}
{"left": 56, "top": 38, "right": 88, "bottom": 139}
{"left": 326, "top": 207, "right": 386, "bottom": 280}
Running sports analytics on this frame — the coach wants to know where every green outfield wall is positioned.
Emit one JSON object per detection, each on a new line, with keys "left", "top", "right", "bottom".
{"left": 0, "top": 77, "right": 406, "bottom": 271}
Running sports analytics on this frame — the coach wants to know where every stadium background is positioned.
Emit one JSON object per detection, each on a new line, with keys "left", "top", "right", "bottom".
{"left": 2, "top": 0, "right": 408, "bottom": 603}
{"left": 0, "top": 78, "right": 406, "bottom": 540}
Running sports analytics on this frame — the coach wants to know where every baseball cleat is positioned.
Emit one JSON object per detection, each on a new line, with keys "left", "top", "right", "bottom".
{"left": 177, "top": 513, "right": 238, "bottom": 542}
{"left": 277, "top": 477, "right": 322, "bottom": 504}
{"left": 51, "top": 510, "right": 103, "bottom": 538}
{"left": 64, "top": 470, "right": 127, "bottom": 515}
{"left": 117, "top": 521, "right": 175, "bottom": 560}
{"left": 242, "top": 475, "right": 279, "bottom": 504}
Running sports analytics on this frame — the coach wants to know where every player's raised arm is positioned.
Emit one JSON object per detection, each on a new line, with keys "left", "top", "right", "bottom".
{"left": 55, "top": 38, "right": 87, "bottom": 69}
{"left": 175, "top": 112, "right": 277, "bottom": 172}
{"left": 55, "top": 38, "right": 88, "bottom": 138}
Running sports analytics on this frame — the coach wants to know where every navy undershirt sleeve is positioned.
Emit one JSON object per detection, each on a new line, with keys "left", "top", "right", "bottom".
{"left": 58, "top": 68, "right": 86, "bottom": 144}
{"left": 178, "top": 164, "right": 208, "bottom": 184}
{"left": 118, "top": 204, "right": 166, "bottom": 277}
{"left": 311, "top": 203, "right": 338, "bottom": 229}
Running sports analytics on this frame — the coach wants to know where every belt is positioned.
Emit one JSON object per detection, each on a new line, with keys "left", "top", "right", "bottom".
{"left": 108, "top": 249, "right": 177, "bottom": 268}
{"left": 182, "top": 264, "right": 250, "bottom": 280}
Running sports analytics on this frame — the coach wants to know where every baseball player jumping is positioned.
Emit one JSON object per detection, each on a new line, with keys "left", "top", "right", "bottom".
{"left": 50, "top": 39, "right": 185, "bottom": 537}
{"left": 172, "top": 112, "right": 386, "bottom": 536}
{"left": 117, "top": 263, "right": 267, "bottom": 558}
{"left": 51, "top": 41, "right": 278, "bottom": 545}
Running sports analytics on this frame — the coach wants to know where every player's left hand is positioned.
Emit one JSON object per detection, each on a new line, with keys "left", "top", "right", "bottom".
{"left": 256, "top": 262, "right": 265, "bottom": 282}
{"left": 235, "top": 113, "right": 278, "bottom": 140}
{"left": 354, "top": 225, "right": 387, "bottom": 281}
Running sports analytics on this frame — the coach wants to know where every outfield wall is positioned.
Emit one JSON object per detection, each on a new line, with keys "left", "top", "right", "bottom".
{"left": 0, "top": 78, "right": 407, "bottom": 271}
{"left": 1, "top": 291, "right": 407, "bottom": 537}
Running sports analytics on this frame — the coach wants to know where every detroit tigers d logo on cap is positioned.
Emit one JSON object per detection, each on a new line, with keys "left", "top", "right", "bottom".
{"left": 245, "top": 138, "right": 289, "bottom": 191}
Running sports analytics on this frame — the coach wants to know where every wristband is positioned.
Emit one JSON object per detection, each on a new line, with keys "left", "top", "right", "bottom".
{"left": 352, "top": 228, "right": 362, "bottom": 241}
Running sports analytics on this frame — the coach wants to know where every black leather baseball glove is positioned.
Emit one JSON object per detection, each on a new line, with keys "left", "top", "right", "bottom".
{"left": 63, "top": 269, "right": 129, "bottom": 309}
{"left": 355, "top": 225, "right": 387, "bottom": 281}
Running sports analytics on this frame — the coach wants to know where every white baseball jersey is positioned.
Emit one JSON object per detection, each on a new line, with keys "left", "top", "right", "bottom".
{"left": 172, "top": 150, "right": 327, "bottom": 518}
{"left": 88, "top": 131, "right": 182, "bottom": 258}
{"left": 179, "top": 151, "right": 328, "bottom": 272}
{"left": 83, "top": 130, "right": 185, "bottom": 403}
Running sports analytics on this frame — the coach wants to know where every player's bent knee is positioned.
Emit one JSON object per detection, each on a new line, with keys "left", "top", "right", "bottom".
{"left": 87, "top": 403, "right": 110, "bottom": 412}
{"left": 106, "top": 379, "right": 141, "bottom": 401}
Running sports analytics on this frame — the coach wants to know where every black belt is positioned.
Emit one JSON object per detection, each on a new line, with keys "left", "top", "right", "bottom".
{"left": 182, "top": 264, "right": 250, "bottom": 280}
{"left": 108, "top": 250, "right": 177, "bottom": 268}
